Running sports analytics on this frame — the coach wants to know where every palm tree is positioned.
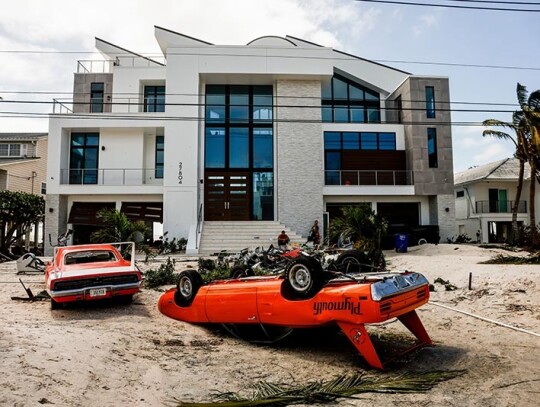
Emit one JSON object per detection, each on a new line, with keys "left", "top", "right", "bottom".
{"left": 516, "top": 84, "right": 540, "bottom": 247}
{"left": 329, "top": 205, "right": 388, "bottom": 268}
{"left": 90, "top": 209, "right": 150, "bottom": 251}
{"left": 483, "top": 111, "right": 528, "bottom": 244}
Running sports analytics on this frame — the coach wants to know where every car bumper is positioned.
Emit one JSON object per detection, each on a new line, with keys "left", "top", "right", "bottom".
{"left": 49, "top": 283, "right": 141, "bottom": 303}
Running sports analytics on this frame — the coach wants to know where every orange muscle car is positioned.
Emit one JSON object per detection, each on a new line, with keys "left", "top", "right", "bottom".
{"left": 46, "top": 242, "right": 142, "bottom": 309}
{"left": 158, "top": 256, "right": 433, "bottom": 369}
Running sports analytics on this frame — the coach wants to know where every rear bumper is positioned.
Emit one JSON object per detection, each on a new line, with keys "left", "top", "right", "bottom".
{"left": 49, "top": 283, "right": 141, "bottom": 303}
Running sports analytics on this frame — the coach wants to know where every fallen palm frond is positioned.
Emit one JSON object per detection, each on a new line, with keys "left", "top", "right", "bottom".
{"left": 172, "top": 370, "right": 466, "bottom": 406}
{"left": 480, "top": 253, "right": 540, "bottom": 264}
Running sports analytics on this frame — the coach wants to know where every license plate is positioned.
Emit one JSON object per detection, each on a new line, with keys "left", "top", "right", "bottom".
{"left": 89, "top": 288, "right": 107, "bottom": 297}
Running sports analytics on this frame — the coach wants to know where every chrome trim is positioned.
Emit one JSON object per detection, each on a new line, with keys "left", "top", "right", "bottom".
{"left": 49, "top": 282, "right": 141, "bottom": 298}
{"left": 370, "top": 273, "right": 429, "bottom": 301}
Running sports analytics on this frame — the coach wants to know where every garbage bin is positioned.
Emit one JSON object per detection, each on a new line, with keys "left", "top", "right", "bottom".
{"left": 394, "top": 234, "right": 409, "bottom": 253}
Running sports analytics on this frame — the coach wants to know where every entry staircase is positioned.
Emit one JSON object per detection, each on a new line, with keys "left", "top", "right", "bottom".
{"left": 198, "top": 221, "right": 305, "bottom": 255}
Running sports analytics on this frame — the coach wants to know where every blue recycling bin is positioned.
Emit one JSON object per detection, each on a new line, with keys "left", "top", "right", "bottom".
{"left": 394, "top": 234, "right": 409, "bottom": 253}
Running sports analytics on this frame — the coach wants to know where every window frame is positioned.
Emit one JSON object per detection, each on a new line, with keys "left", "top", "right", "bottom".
{"left": 155, "top": 135, "right": 164, "bottom": 179}
{"left": 90, "top": 82, "right": 104, "bottom": 113}
{"left": 427, "top": 128, "right": 438, "bottom": 168}
{"left": 425, "top": 86, "right": 436, "bottom": 119}
{"left": 144, "top": 85, "right": 166, "bottom": 113}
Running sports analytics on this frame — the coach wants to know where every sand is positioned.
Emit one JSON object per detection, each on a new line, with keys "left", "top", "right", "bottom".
{"left": 0, "top": 244, "right": 539, "bottom": 406}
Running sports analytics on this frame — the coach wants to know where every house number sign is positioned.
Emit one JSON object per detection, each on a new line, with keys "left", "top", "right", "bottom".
{"left": 178, "top": 162, "right": 183, "bottom": 184}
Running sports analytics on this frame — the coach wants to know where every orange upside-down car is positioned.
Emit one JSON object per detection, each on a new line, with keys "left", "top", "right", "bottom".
{"left": 46, "top": 242, "right": 142, "bottom": 309}
{"left": 159, "top": 256, "right": 433, "bottom": 369}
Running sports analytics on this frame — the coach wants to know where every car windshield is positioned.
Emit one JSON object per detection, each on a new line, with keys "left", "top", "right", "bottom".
{"left": 64, "top": 250, "right": 117, "bottom": 265}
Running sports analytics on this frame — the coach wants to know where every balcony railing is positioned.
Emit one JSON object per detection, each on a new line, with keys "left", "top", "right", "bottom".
{"left": 475, "top": 200, "right": 527, "bottom": 214}
{"left": 325, "top": 170, "right": 413, "bottom": 186}
{"left": 60, "top": 168, "right": 162, "bottom": 186}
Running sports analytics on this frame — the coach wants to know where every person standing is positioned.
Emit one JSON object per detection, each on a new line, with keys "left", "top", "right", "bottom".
{"left": 308, "top": 220, "right": 321, "bottom": 247}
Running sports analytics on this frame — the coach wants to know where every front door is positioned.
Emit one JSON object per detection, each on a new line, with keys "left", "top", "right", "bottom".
{"left": 205, "top": 171, "right": 251, "bottom": 221}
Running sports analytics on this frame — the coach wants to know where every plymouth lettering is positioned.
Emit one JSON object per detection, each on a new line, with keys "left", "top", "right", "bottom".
{"left": 313, "top": 297, "right": 361, "bottom": 316}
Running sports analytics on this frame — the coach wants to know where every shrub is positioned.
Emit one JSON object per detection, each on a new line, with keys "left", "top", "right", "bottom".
{"left": 143, "top": 257, "right": 178, "bottom": 289}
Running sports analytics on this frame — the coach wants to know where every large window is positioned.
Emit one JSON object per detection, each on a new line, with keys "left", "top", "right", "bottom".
{"left": 427, "top": 128, "right": 438, "bottom": 168}
{"left": 90, "top": 82, "right": 104, "bottom": 113}
{"left": 425, "top": 86, "right": 435, "bottom": 118}
{"left": 322, "top": 75, "right": 380, "bottom": 123}
{"left": 0, "top": 143, "right": 25, "bottom": 157}
{"left": 144, "top": 86, "right": 165, "bottom": 112}
{"left": 205, "top": 85, "right": 274, "bottom": 220}
{"left": 69, "top": 133, "right": 99, "bottom": 184}
{"left": 155, "top": 136, "right": 164, "bottom": 179}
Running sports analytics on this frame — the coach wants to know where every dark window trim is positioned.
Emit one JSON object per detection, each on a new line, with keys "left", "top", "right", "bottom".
{"left": 155, "top": 135, "right": 164, "bottom": 179}
{"left": 456, "top": 190, "right": 464, "bottom": 198}
{"left": 144, "top": 85, "right": 166, "bottom": 112}
{"left": 69, "top": 132, "right": 99, "bottom": 184}
{"left": 427, "top": 128, "right": 438, "bottom": 168}
{"left": 426, "top": 86, "right": 436, "bottom": 119}
{"left": 90, "top": 82, "right": 104, "bottom": 113}
{"left": 322, "top": 74, "right": 381, "bottom": 123}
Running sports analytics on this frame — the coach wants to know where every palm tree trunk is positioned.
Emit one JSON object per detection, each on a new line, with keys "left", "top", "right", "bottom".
{"left": 511, "top": 159, "right": 525, "bottom": 244}
{"left": 530, "top": 158, "right": 538, "bottom": 248}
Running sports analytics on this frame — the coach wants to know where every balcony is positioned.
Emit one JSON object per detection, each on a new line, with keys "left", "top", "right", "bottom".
{"left": 60, "top": 168, "right": 162, "bottom": 186}
{"left": 325, "top": 170, "right": 414, "bottom": 186}
{"left": 475, "top": 200, "right": 527, "bottom": 214}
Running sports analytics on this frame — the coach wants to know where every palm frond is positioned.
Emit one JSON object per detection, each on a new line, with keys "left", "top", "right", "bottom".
{"left": 516, "top": 83, "right": 528, "bottom": 106}
{"left": 172, "top": 370, "right": 466, "bottom": 406}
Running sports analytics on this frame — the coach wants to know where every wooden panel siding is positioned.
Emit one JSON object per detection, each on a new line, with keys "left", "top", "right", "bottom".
{"left": 341, "top": 150, "right": 406, "bottom": 171}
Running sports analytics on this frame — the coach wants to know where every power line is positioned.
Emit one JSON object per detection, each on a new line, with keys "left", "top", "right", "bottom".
{"left": 354, "top": 0, "right": 540, "bottom": 12}
{"left": 444, "top": 0, "right": 540, "bottom": 5}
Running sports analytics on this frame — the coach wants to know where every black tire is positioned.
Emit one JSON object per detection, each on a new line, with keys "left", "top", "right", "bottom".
{"left": 281, "top": 256, "right": 324, "bottom": 300}
{"left": 50, "top": 298, "right": 61, "bottom": 310}
{"left": 230, "top": 265, "right": 254, "bottom": 279}
{"left": 336, "top": 250, "right": 370, "bottom": 273}
{"left": 174, "top": 270, "right": 203, "bottom": 307}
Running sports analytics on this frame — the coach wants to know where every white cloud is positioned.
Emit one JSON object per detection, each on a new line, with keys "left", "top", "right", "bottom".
{"left": 412, "top": 13, "right": 439, "bottom": 37}
{"left": 473, "top": 143, "right": 511, "bottom": 164}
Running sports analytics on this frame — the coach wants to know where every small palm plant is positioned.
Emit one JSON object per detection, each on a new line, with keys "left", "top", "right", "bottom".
{"left": 90, "top": 209, "right": 151, "bottom": 256}
{"left": 329, "top": 205, "right": 388, "bottom": 269}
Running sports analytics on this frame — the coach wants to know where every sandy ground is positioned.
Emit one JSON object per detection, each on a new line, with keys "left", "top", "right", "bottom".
{"left": 0, "top": 244, "right": 539, "bottom": 407}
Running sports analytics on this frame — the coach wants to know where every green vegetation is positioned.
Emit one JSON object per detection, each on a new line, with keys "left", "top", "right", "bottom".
{"left": 173, "top": 370, "right": 466, "bottom": 406}
{"left": 433, "top": 278, "right": 458, "bottom": 291}
{"left": 0, "top": 190, "right": 45, "bottom": 255}
{"left": 143, "top": 257, "right": 179, "bottom": 288}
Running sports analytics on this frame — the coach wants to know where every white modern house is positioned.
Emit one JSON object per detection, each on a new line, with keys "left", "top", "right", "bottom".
{"left": 454, "top": 158, "right": 538, "bottom": 243}
{"left": 45, "top": 26, "right": 456, "bottom": 255}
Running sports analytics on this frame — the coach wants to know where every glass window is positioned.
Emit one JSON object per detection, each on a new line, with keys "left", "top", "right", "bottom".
{"left": 427, "top": 128, "right": 438, "bottom": 168}
{"left": 253, "top": 129, "right": 273, "bottom": 168}
{"left": 144, "top": 85, "right": 165, "bottom": 112}
{"left": 325, "top": 151, "right": 341, "bottom": 170}
{"left": 321, "top": 81, "right": 332, "bottom": 99}
{"left": 69, "top": 132, "right": 99, "bottom": 184}
{"left": 90, "top": 82, "right": 104, "bottom": 113}
{"left": 41, "top": 182, "right": 46, "bottom": 195}
{"left": 229, "top": 128, "right": 249, "bottom": 168}
{"left": 350, "top": 107, "right": 365, "bottom": 123}
{"left": 426, "top": 86, "right": 435, "bottom": 118}
{"left": 253, "top": 172, "right": 273, "bottom": 220}
{"left": 230, "top": 86, "right": 249, "bottom": 123}
{"left": 456, "top": 190, "right": 465, "bottom": 198}
{"left": 361, "top": 133, "right": 377, "bottom": 150}
{"left": 9, "top": 144, "right": 21, "bottom": 156}
{"left": 379, "top": 133, "right": 396, "bottom": 150}
{"left": 0, "top": 144, "right": 8, "bottom": 156}
{"left": 334, "top": 106, "right": 349, "bottom": 122}
{"left": 205, "top": 128, "right": 225, "bottom": 168}
{"left": 367, "top": 108, "right": 380, "bottom": 123}
{"left": 349, "top": 84, "right": 364, "bottom": 100}
{"left": 322, "top": 106, "right": 333, "bottom": 122}
{"left": 253, "top": 86, "right": 273, "bottom": 122}
{"left": 155, "top": 135, "right": 164, "bottom": 179}
{"left": 332, "top": 77, "right": 348, "bottom": 100}
{"left": 343, "top": 133, "right": 359, "bottom": 150}
{"left": 324, "top": 132, "right": 341, "bottom": 150}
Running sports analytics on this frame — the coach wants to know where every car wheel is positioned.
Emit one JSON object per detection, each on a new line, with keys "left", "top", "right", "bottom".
{"left": 50, "top": 299, "right": 61, "bottom": 310}
{"left": 282, "top": 256, "right": 323, "bottom": 300}
{"left": 336, "top": 250, "right": 370, "bottom": 273}
{"left": 230, "top": 265, "right": 254, "bottom": 279}
{"left": 174, "top": 270, "right": 203, "bottom": 307}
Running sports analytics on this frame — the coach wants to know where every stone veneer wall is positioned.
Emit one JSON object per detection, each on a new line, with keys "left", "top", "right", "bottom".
{"left": 44, "top": 194, "right": 68, "bottom": 256}
{"left": 276, "top": 80, "right": 324, "bottom": 237}
{"left": 429, "top": 194, "right": 457, "bottom": 243}
{"left": 73, "top": 73, "right": 113, "bottom": 113}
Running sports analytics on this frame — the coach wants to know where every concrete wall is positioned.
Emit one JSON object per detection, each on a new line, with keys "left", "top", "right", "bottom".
{"left": 73, "top": 73, "right": 113, "bottom": 113}
{"left": 276, "top": 80, "right": 324, "bottom": 237}
{"left": 44, "top": 194, "right": 68, "bottom": 255}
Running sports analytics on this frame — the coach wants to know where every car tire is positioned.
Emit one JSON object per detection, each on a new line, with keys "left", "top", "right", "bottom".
{"left": 50, "top": 299, "right": 61, "bottom": 310}
{"left": 282, "top": 256, "right": 323, "bottom": 300}
{"left": 230, "top": 265, "right": 254, "bottom": 279}
{"left": 336, "top": 250, "right": 370, "bottom": 273}
{"left": 174, "top": 270, "right": 203, "bottom": 307}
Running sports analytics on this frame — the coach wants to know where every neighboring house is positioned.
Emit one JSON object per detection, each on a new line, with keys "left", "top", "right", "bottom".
{"left": 454, "top": 158, "right": 539, "bottom": 243}
{"left": 0, "top": 133, "right": 48, "bottom": 251}
{"left": 45, "top": 27, "right": 456, "bottom": 255}
{"left": 0, "top": 133, "right": 48, "bottom": 194}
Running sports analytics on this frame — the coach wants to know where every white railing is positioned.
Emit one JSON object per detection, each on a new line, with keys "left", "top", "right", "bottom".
{"left": 52, "top": 99, "right": 73, "bottom": 113}
{"left": 77, "top": 60, "right": 114, "bottom": 74}
{"left": 60, "top": 168, "right": 162, "bottom": 186}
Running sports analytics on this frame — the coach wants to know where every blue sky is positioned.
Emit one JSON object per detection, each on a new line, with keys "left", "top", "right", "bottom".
{"left": 1, "top": 0, "right": 539, "bottom": 173}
